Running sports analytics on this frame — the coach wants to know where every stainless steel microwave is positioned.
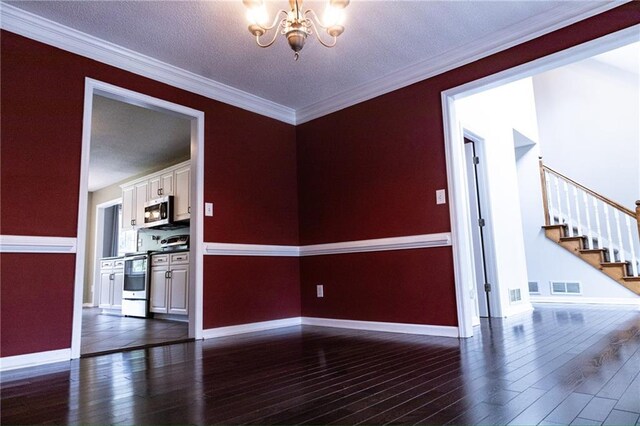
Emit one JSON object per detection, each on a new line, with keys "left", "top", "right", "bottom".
{"left": 143, "top": 196, "right": 173, "bottom": 228}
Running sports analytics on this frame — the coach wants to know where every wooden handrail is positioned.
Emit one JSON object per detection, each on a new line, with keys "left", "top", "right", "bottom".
{"left": 542, "top": 164, "right": 635, "bottom": 217}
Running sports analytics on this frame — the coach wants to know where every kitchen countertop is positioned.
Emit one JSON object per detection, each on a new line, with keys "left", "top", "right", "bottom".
{"left": 149, "top": 249, "right": 190, "bottom": 256}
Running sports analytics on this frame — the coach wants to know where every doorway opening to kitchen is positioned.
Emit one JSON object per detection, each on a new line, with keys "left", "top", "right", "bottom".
{"left": 71, "top": 79, "right": 204, "bottom": 358}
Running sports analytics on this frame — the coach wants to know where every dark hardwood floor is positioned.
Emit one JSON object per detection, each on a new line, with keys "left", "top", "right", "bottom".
{"left": 2, "top": 304, "right": 639, "bottom": 425}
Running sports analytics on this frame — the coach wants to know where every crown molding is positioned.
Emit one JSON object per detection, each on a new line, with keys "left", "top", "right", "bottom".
{"left": 0, "top": 2, "right": 627, "bottom": 126}
{"left": 294, "top": 1, "right": 627, "bottom": 124}
{"left": 0, "top": 3, "right": 296, "bottom": 125}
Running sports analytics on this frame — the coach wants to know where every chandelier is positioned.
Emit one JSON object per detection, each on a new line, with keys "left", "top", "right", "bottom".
{"left": 243, "top": 0, "right": 350, "bottom": 60}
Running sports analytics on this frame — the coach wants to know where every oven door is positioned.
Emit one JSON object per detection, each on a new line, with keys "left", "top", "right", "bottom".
{"left": 123, "top": 255, "right": 148, "bottom": 300}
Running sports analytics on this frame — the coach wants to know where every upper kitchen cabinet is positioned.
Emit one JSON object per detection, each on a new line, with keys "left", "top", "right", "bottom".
{"left": 121, "top": 181, "right": 149, "bottom": 230}
{"left": 149, "top": 171, "right": 174, "bottom": 199}
{"left": 120, "top": 160, "right": 190, "bottom": 229}
{"left": 174, "top": 165, "right": 191, "bottom": 222}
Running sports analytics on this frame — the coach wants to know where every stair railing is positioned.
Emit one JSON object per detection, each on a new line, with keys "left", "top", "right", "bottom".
{"left": 539, "top": 159, "right": 639, "bottom": 277}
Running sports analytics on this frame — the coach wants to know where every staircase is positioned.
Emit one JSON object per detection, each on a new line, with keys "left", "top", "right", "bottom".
{"left": 539, "top": 160, "right": 640, "bottom": 295}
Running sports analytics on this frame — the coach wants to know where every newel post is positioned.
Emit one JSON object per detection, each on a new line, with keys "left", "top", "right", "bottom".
{"left": 636, "top": 200, "right": 640, "bottom": 240}
{"left": 539, "top": 157, "right": 550, "bottom": 226}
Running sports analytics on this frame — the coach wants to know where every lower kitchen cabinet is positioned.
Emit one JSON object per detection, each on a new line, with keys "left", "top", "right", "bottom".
{"left": 150, "top": 252, "right": 189, "bottom": 315}
{"left": 98, "top": 258, "right": 124, "bottom": 310}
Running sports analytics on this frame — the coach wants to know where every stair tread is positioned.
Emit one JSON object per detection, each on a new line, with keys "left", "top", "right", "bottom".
{"left": 623, "top": 276, "right": 640, "bottom": 281}
{"left": 580, "top": 248, "right": 606, "bottom": 253}
{"left": 560, "top": 236, "right": 586, "bottom": 241}
{"left": 600, "top": 261, "right": 630, "bottom": 267}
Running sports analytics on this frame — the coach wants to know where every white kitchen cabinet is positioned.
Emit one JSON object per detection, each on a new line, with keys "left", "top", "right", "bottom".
{"left": 173, "top": 166, "right": 191, "bottom": 222}
{"left": 121, "top": 181, "right": 148, "bottom": 230}
{"left": 120, "top": 160, "right": 190, "bottom": 229}
{"left": 98, "top": 258, "right": 124, "bottom": 310}
{"left": 121, "top": 185, "right": 135, "bottom": 231}
{"left": 150, "top": 265, "right": 169, "bottom": 313}
{"left": 149, "top": 252, "right": 189, "bottom": 316}
{"left": 149, "top": 172, "right": 174, "bottom": 199}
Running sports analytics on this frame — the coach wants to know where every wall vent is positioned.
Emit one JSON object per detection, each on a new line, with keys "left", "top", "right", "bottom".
{"left": 528, "top": 281, "right": 539, "bottom": 294}
{"left": 509, "top": 288, "right": 522, "bottom": 303}
{"left": 551, "top": 281, "right": 581, "bottom": 295}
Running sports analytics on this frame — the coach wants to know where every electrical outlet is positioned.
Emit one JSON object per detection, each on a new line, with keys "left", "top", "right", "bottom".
{"left": 316, "top": 285, "right": 324, "bottom": 298}
{"left": 436, "top": 189, "right": 446, "bottom": 205}
{"left": 205, "top": 202, "right": 214, "bottom": 216}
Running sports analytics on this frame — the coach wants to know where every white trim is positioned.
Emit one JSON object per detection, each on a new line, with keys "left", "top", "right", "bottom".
{"left": 203, "top": 233, "right": 452, "bottom": 257}
{"left": 0, "top": 2, "right": 623, "bottom": 126}
{"left": 83, "top": 303, "right": 94, "bottom": 308}
{"left": 441, "top": 25, "right": 640, "bottom": 341}
{"left": 202, "top": 317, "right": 302, "bottom": 339}
{"left": 0, "top": 349, "right": 70, "bottom": 372}
{"left": 299, "top": 233, "right": 451, "bottom": 256}
{"left": 71, "top": 78, "right": 205, "bottom": 359}
{"left": 0, "top": 235, "right": 77, "bottom": 253}
{"left": 532, "top": 297, "right": 640, "bottom": 306}
{"left": 92, "top": 197, "right": 122, "bottom": 307}
{"left": 294, "top": 2, "right": 623, "bottom": 124}
{"left": 301, "top": 317, "right": 459, "bottom": 338}
{"left": 204, "top": 242, "right": 300, "bottom": 257}
{"left": 0, "top": 3, "right": 295, "bottom": 125}
{"left": 504, "top": 302, "right": 535, "bottom": 317}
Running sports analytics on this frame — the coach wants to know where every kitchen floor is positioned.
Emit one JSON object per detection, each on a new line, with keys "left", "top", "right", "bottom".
{"left": 81, "top": 308, "right": 190, "bottom": 356}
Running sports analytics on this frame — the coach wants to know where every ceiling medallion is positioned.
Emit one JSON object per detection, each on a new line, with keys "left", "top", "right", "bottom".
{"left": 243, "top": 0, "right": 350, "bottom": 61}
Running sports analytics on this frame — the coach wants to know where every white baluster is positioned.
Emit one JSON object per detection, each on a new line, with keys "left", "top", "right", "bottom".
{"left": 592, "top": 197, "right": 602, "bottom": 249}
{"left": 554, "top": 175, "right": 563, "bottom": 226}
{"left": 614, "top": 210, "right": 625, "bottom": 264}
{"left": 563, "top": 181, "right": 574, "bottom": 237}
{"left": 582, "top": 192, "right": 593, "bottom": 250}
{"left": 625, "top": 215, "right": 638, "bottom": 277}
{"left": 572, "top": 186, "right": 582, "bottom": 238}
{"left": 603, "top": 204, "right": 614, "bottom": 262}
{"left": 545, "top": 171, "right": 555, "bottom": 225}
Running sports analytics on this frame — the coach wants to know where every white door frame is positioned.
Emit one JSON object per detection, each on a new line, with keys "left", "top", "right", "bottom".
{"left": 92, "top": 197, "right": 122, "bottom": 307}
{"left": 443, "top": 25, "right": 639, "bottom": 338}
{"left": 71, "top": 78, "right": 205, "bottom": 358}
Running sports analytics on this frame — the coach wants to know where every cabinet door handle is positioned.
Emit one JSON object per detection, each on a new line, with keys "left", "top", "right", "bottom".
{"left": 131, "top": 219, "right": 134, "bottom": 226}
{"left": 188, "top": 206, "right": 191, "bottom": 214}
{"left": 109, "top": 273, "right": 114, "bottom": 280}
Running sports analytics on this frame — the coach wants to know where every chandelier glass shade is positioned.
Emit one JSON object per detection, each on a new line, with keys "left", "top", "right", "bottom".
{"left": 243, "top": 0, "right": 350, "bottom": 60}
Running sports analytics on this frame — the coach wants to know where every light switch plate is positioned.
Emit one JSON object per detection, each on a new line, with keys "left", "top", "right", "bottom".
{"left": 205, "top": 202, "right": 214, "bottom": 216}
{"left": 316, "top": 285, "right": 324, "bottom": 298}
{"left": 436, "top": 189, "right": 446, "bottom": 205}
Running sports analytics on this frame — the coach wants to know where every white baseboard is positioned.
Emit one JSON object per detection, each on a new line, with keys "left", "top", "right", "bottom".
{"left": 505, "top": 302, "right": 534, "bottom": 317}
{"left": 202, "top": 317, "right": 302, "bottom": 339}
{"left": 0, "top": 348, "right": 71, "bottom": 371}
{"left": 531, "top": 296, "right": 640, "bottom": 306}
{"left": 301, "top": 317, "right": 459, "bottom": 338}
{"left": 82, "top": 303, "right": 94, "bottom": 308}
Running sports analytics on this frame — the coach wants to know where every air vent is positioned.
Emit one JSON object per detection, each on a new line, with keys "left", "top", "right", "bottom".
{"left": 528, "top": 281, "right": 539, "bottom": 294}
{"left": 551, "top": 281, "right": 581, "bottom": 295}
{"left": 509, "top": 288, "right": 522, "bottom": 303}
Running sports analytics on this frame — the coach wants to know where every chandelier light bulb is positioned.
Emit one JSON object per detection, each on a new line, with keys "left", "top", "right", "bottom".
{"left": 322, "top": 4, "right": 345, "bottom": 27}
{"left": 246, "top": 5, "right": 269, "bottom": 27}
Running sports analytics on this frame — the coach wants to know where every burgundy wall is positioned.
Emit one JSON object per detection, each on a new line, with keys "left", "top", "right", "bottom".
{"left": 300, "top": 248, "right": 456, "bottom": 325}
{"left": 1, "top": 31, "right": 300, "bottom": 356}
{"left": 204, "top": 256, "right": 301, "bottom": 328}
{"left": 0, "top": 254, "right": 76, "bottom": 357}
{"left": 296, "top": 3, "right": 640, "bottom": 326}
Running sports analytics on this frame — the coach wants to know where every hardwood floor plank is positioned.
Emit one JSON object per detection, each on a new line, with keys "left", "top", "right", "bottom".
{"left": 2, "top": 304, "right": 639, "bottom": 426}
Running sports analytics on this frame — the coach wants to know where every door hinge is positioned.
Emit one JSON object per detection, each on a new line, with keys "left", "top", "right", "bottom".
{"left": 473, "top": 156, "right": 480, "bottom": 165}
{"left": 478, "top": 218, "right": 485, "bottom": 227}
{"left": 484, "top": 283, "right": 492, "bottom": 292}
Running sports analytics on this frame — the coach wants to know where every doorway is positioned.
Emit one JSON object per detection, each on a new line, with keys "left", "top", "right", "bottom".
{"left": 71, "top": 79, "right": 205, "bottom": 359}
{"left": 442, "top": 26, "right": 639, "bottom": 338}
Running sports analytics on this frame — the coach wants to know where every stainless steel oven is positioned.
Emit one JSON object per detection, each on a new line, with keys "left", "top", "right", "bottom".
{"left": 122, "top": 254, "right": 150, "bottom": 317}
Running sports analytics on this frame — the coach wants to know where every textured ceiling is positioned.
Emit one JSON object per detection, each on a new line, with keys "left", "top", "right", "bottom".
{"left": 89, "top": 95, "right": 190, "bottom": 192}
{"left": 4, "top": 0, "right": 622, "bottom": 111}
